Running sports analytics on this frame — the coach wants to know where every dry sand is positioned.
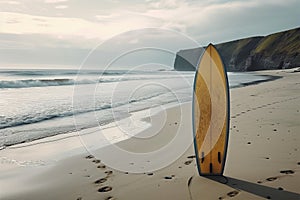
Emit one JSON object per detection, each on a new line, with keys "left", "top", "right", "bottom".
{"left": 0, "top": 69, "right": 300, "bottom": 200}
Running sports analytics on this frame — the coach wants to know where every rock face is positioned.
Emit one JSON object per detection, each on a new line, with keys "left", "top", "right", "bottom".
{"left": 174, "top": 27, "right": 300, "bottom": 71}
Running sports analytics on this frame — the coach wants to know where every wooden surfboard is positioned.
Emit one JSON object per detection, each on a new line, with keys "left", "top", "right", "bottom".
{"left": 192, "top": 44, "right": 230, "bottom": 176}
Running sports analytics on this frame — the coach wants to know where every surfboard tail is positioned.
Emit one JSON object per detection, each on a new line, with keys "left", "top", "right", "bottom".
{"left": 192, "top": 44, "right": 230, "bottom": 176}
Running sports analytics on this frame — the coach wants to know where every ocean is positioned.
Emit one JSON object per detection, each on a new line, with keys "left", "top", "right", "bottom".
{"left": 0, "top": 69, "right": 270, "bottom": 148}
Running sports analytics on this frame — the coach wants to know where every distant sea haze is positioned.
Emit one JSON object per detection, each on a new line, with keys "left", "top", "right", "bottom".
{"left": 0, "top": 69, "right": 269, "bottom": 148}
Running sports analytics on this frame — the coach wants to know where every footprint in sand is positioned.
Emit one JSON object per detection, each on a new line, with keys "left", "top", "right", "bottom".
{"left": 105, "top": 196, "right": 115, "bottom": 200}
{"left": 227, "top": 190, "right": 239, "bottom": 197}
{"left": 278, "top": 187, "right": 284, "bottom": 191}
{"left": 92, "top": 159, "right": 101, "bottom": 164}
{"left": 105, "top": 170, "right": 113, "bottom": 176}
{"left": 164, "top": 176, "right": 173, "bottom": 180}
{"left": 76, "top": 197, "right": 82, "bottom": 200}
{"left": 266, "top": 177, "right": 277, "bottom": 182}
{"left": 147, "top": 172, "right": 154, "bottom": 176}
{"left": 94, "top": 178, "right": 107, "bottom": 184}
{"left": 218, "top": 190, "right": 239, "bottom": 199}
{"left": 184, "top": 160, "right": 193, "bottom": 165}
{"left": 280, "top": 170, "right": 294, "bottom": 174}
{"left": 98, "top": 186, "right": 112, "bottom": 192}
{"left": 187, "top": 155, "right": 196, "bottom": 159}
{"left": 97, "top": 164, "right": 106, "bottom": 169}
{"left": 85, "top": 155, "right": 94, "bottom": 159}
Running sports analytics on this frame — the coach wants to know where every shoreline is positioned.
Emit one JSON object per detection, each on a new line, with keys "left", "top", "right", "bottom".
{"left": 0, "top": 70, "right": 282, "bottom": 150}
{"left": 1, "top": 68, "right": 300, "bottom": 199}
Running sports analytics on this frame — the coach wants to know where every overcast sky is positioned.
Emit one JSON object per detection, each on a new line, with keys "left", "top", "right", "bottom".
{"left": 0, "top": 0, "right": 299, "bottom": 69}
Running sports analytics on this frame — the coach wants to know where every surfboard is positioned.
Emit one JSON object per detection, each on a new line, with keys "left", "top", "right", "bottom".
{"left": 192, "top": 43, "right": 230, "bottom": 176}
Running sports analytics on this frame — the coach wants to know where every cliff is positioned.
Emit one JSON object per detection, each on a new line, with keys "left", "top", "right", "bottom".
{"left": 174, "top": 27, "right": 300, "bottom": 71}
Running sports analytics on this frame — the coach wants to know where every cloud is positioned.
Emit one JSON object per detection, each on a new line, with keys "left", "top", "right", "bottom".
{"left": 0, "top": 1, "right": 20, "bottom": 5}
{"left": 1, "top": 9, "right": 167, "bottom": 43}
{"left": 55, "top": 5, "right": 68, "bottom": 9}
{"left": 148, "top": 0, "right": 182, "bottom": 9}
{"left": 128, "top": 38, "right": 139, "bottom": 44}
{"left": 2, "top": 0, "right": 298, "bottom": 44}
{"left": 44, "top": 0, "right": 68, "bottom": 3}
{"left": 0, "top": 0, "right": 299, "bottom": 67}
{"left": 1, "top": 12, "right": 105, "bottom": 40}
{"left": 139, "top": 0, "right": 300, "bottom": 44}
{"left": 6, "top": 19, "right": 19, "bottom": 24}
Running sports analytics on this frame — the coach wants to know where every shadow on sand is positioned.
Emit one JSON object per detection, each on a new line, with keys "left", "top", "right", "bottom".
{"left": 206, "top": 175, "right": 300, "bottom": 200}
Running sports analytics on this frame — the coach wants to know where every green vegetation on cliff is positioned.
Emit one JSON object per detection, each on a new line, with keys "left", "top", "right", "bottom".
{"left": 174, "top": 27, "right": 300, "bottom": 71}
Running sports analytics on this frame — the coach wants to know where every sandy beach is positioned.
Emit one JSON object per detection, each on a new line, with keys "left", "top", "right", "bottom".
{"left": 0, "top": 68, "right": 300, "bottom": 200}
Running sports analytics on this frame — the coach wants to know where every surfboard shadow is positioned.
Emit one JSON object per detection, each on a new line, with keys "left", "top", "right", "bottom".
{"left": 205, "top": 175, "right": 300, "bottom": 200}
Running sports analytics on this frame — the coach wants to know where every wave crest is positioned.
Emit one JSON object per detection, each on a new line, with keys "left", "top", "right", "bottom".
{"left": 0, "top": 79, "right": 96, "bottom": 89}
